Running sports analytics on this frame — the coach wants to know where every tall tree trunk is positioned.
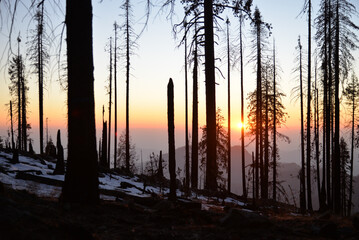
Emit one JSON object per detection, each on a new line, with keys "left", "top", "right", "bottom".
{"left": 167, "top": 78, "right": 176, "bottom": 200}
{"left": 17, "top": 39, "right": 22, "bottom": 151}
{"left": 254, "top": 9, "right": 262, "bottom": 199}
{"left": 272, "top": 41, "right": 277, "bottom": 201}
{"left": 125, "top": 6, "right": 130, "bottom": 171}
{"left": 38, "top": 2, "right": 44, "bottom": 155}
{"left": 226, "top": 18, "right": 231, "bottom": 193}
{"left": 252, "top": 152, "right": 256, "bottom": 205}
{"left": 62, "top": 0, "right": 99, "bottom": 203}
{"left": 333, "top": 0, "right": 341, "bottom": 215}
{"left": 21, "top": 74, "right": 27, "bottom": 152}
{"left": 10, "top": 101, "right": 15, "bottom": 150}
{"left": 315, "top": 64, "right": 321, "bottom": 208}
{"left": 107, "top": 37, "right": 113, "bottom": 168}
{"left": 264, "top": 70, "right": 269, "bottom": 200}
{"left": 114, "top": 22, "right": 119, "bottom": 170}
{"left": 321, "top": 1, "right": 328, "bottom": 208}
{"left": 184, "top": 22, "right": 189, "bottom": 191}
{"left": 299, "top": 37, "right": 306, "bottom": 213}
{"left": 191, "top": 30, "right": 198, "bottom": 190}
{"left": 327, "top": 0, "right": 333, "bottom": 208}
{"left": 204, "top": 0, "right": 217, "bottom": 191}
{"left": 306, "top": 0, "right": 313, "bottom": 212}
{"left": 240, "top": 14, "right": 246, "bottom": 198}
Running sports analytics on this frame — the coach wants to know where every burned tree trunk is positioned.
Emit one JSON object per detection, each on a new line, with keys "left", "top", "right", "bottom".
{"left": 168, "top": 78, "right": 176, "bottom": 201}
{"left": 54, "top": 129, "right": 65, "bottom": 175}
{"left": 62, "top": 0, "right": 99, "bottom": 204}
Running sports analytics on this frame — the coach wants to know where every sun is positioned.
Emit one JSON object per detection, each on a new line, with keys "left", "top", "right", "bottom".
{"left": 237, "top": 122, "right": 245, "bottom": 129}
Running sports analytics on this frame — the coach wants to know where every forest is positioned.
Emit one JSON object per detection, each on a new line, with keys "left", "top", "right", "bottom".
{"left": 1, "top": 0, "right": 359, "bottom": 239}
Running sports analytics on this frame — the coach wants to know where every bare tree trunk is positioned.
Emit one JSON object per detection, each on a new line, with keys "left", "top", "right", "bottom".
{"left": 167, "top": 78, "right": 176, "bottom": 200}
{"left": 17, "top": 39, "right": 22, "bottom": 152}
{"left": 107, "top": 37, "right": 113, "bottom": 168}
{"left": 299, "top": 37, "right": 306, "bottom": 213}
{"left": 273, "top": 41, "right": 277, "bottom": 201}
{"left": 333, "top": 0, "right": 341, "bottom": 215}
{"left": 38, "top": 2, "right": 44, "bottom": 155}
{"left": 204, "top": 0, "right": 217, "bottom": 191}
{"left": 306, "top": 0, "right": 313, "bottom": 212}
{"left": 321, "top": 3, "right": 328, "bottom": 207}
{"left": 62, "top": 0, "right": 99, "bottom": 204}
{"left": 191, "top": 30, "right": 199, "bottom": 190}
{"left": 184, "top": 23, "right": 189, "bottom": 191}
{"left": 263, "top": 71, "right": 269, "bottom": 200}
{"left": 327, "top": 0, "right": 333, "bottom": 208}
{"left": 240, "top": 14, "right": 246, "bottom": 198}
{"left": 125, "top": 6, "right": 130, "bottom": 171}
{"left": 114, "top": 22, "right": 119, "bottom": 170}
{"left": 10, "top": 101, "right": 15, "bottom": 150}
{"left": 253, "top": 9, "right": 262, "bottom": 199}
{"left": 226, "top": 18, "right": 231, "bottom": 193}
{"left": 21, "top": 73, "right": 27, "bottom": 152}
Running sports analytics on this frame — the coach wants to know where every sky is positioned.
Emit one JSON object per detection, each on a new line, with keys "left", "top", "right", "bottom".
{"left": 0, "top": 0, "right": 359, "bottom": 167}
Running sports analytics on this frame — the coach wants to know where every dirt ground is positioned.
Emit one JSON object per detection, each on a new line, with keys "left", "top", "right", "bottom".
{"left": 1, "top": 184, "right": 359, "bottom": 240}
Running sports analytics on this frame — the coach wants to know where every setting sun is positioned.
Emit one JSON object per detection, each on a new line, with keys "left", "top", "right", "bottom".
{"left": 237, "top": 122, "right": 245, "bottom": 129}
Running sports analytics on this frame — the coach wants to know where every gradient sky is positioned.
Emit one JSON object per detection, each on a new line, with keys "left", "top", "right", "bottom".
{"left": 0, "top": 0, "right": 359, "bottom": 167}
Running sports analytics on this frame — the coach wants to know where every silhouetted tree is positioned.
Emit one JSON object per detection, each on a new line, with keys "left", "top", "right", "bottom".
{"left": 339, "top": 137, "right": 350, "bottom": 215}
{"left": 250, "top": 7, "right": 270, "bottom": 199}
{"left": 119, "top": 0, "right": 138, "bottom": 173}
{"left": 191, "top": 20, "right": 199, "bottom": 190}
{"left": 239, "top": 12, "right": 247, "bottom": 198}
{"left": 100, "top": 106, "right": 108, "bottom": 168}
{"left": 315, "top": 0, "right": 359, "bottom": 213}
{"left": 117, "top": 131, "right": 137, "bottom": 173}
{"left": 169, "top": 0, "right": 253, "bottom": 192}
{"left": 272, "top": 40, "right": 277, "bottom": 201}
{"left": 158, "top": 150, "right": 164, "bottom": 178}
{"left": 27, "top": 0, "right": 48, "bottom": 155}
{"left": 199, "top": 108, "right": 228, "bottom": 189}
{"left": 343, "top": 72, "right": 359, "bottom": 216}
{"left": 54, "top": 130, "right": 65, "bottom": 175}
{"left": 302, "top": 0, "right": 313, "bottom": 212}
{"left": 183, "top": 19, "right": 190, "bottom": 192}
{"left": 114, "top": 22, "right": 119, "bottom": 170}
{"left": 9, "top": 101, "right": 15, "bottom": 150}
{"left": 8, "top": 47, "right": 27, "bottom": 152}
{"left": 62, "top": 0, "right": 99, "bottom": 204}
{"left": 313, "top": 58, "right": 322, "bottom": 208}
{"left": 226, "top": 17, "right": 231, "bottom": 193}
{"left": 167, "top": 78, "right": 176, "bottom": 200}
{"left": 107, "top": 36, "right": 113, "bottom": 168}
{"left": 293, "top": 36, "right": 306, "bottom": 212}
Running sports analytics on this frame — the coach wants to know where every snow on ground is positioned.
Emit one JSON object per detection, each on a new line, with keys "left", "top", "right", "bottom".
{"left": 0, "top": 150, "right": 246, "bottom": 209}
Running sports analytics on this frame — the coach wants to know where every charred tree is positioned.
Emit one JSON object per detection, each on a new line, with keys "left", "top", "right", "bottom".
{"left": 184, "top": 20, "right": 190, "bottom": 192}
{"left": 239, "top": 13, "right": 246, "bottom": 199}
{"left": 54, "top": 130, "right": 65, "bottom": 175}
{"left": 167, "top": 78, "right": 176, "bottom": 201}
{"left": 226, "top": 18, "right": 231, "bottom": 193}
{"left": 114, "top": 22, "right": 119, "bottom": 171}
{"left": 191, "top": 23, "right": 199, "bottom": 190}
{"left": 107, "top": 37, "right": 113, "bottom": 168}
{"left": 62, "top": 0, "right": 99, "bottom": 204}
{"left": 204, "top": 0, "right": 217, "bottom": 192}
